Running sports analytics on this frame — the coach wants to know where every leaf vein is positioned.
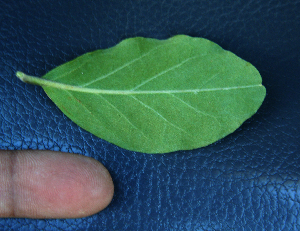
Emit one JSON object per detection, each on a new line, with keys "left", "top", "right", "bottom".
{"left": 131, "top": 95, "right": 192, "bottom": 137}
{"left": 81, "top": 44, "right": 164, "bottom": 87}
{"left": 18, "top": 73, "right": 263, "bottom": 95}
{"left": 99, "top": 95, "right": 149, "bottom": 139}
{"left": 131, "top": 56, "right": 200, "bottom": 91}
{"left": 170, "top": 93, "right": 221, "bottom": 126}
{"left": 52, "top": 53, "right": 92, "bottom": 81}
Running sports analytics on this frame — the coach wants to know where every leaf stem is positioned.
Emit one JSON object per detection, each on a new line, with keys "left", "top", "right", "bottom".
{"left": 16, "top": 71, "right": 53, "bottom": 86}
{"left": 16, "top": 71, "right": 263, "bottom": 95}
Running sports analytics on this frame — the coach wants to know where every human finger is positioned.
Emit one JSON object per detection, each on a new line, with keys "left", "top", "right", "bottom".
{"left": 0, "top": 150, "right": 114, "bottom": 219}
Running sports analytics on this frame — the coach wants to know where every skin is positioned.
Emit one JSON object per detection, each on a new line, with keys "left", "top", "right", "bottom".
{"left": 0, "top": 150, "right": 114, "bottom": 219}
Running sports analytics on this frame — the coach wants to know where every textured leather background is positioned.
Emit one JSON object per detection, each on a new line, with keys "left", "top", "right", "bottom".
{"left": 1, "top": 0, "right": 299, "bottom": 230}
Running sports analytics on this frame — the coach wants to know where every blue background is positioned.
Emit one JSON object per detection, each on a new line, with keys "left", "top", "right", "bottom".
{"left": 1, "top": 0, "right": 299, "bottom": 230}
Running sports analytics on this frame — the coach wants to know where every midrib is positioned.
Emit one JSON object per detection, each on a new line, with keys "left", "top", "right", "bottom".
{"left": 16, "top": 72, "right": 263, "bottom": 95}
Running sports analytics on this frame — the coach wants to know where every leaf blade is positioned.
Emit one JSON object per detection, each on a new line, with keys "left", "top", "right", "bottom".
{"left": 16, "top": 35, "right": 266, "bottom": 153}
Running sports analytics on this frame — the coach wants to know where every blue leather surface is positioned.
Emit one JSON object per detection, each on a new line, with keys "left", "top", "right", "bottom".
{"left": 1, "top": 0, "right": 299, "bottom": 230}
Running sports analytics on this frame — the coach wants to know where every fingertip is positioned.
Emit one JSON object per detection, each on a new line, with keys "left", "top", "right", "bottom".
{"left": 0, "top": 150, "right": 114, "bottom": 219}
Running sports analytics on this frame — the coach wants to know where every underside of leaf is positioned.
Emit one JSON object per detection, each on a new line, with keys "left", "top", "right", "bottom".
{"left": 16, "top": 35, "right": 266, "bottom": 153}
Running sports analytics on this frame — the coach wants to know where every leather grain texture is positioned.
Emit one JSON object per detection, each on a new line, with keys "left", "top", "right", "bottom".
{"left": 0, "top": 0, "right": 299, "bottom": 230}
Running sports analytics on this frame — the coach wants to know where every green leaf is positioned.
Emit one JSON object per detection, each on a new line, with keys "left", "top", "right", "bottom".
{"left": 16, "top": 35, "right": 266, "bottom": 154}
